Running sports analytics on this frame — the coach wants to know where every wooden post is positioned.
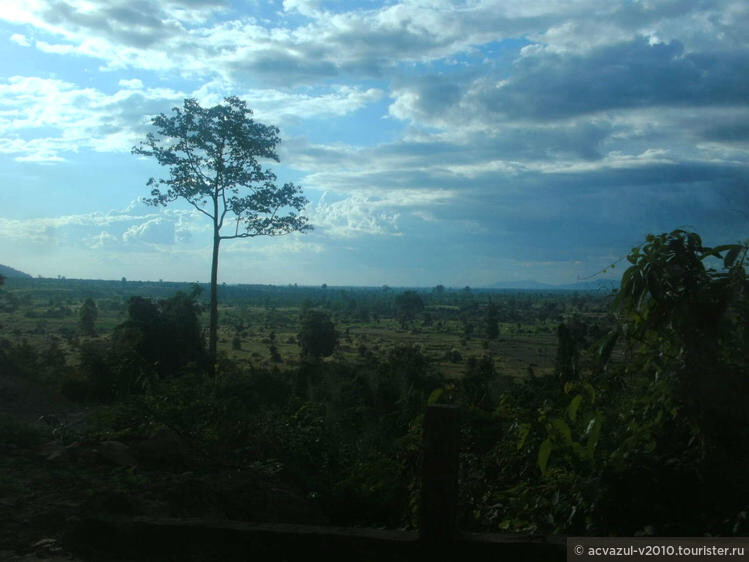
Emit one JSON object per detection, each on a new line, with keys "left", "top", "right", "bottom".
{"left": 420, "top": 404, "right": 459, "bottom": 557}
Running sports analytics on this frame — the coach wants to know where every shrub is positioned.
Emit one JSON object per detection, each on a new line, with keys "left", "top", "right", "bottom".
{"left": 298, "top": 310, "right": 338, "bottom": 358}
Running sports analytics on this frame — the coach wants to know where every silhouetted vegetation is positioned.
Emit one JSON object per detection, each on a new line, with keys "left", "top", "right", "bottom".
{"left": 0, "top": 230, "right": 747, "bottom": 560}
{"left": 298, "top": 309, "right": 338, "bottom": 359}
{"left": 395, "top": 290, "right": 424, "bottom": 328}
{"left": 78, "top": 297, "right": 98, "bottom": 336}
{"left": 133, "top": 97, "right": 311, "bottom": 363}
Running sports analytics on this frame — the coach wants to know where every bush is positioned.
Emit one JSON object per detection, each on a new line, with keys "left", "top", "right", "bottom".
{"left": 79, "top": 297, "right": 98, "bottom": 336}
{"left": 0, "top": 413, "right": 51, "bottom": 448}
{"left": 112, "top": 287, "right": 207, "bottom": 379}
{"left": 298, "top": 310, "right": 338, "bottom": 358}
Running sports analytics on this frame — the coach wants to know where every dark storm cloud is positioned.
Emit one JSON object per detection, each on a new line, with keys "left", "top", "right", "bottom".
{"left": 477, "top": 38, "right": 749, "bottom": 120}
{"left": 299, "top": 112, "right": 748, "bottom": 259}
{"left": 410, "top": 161, "right": 749, "bottom": 262}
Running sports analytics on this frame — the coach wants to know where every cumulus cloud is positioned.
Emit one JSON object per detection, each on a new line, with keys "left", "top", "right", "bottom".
{"left": 0, "top": 75, "right": 383, "bottom": 161}
{"left": 3, "top": 0, "right": 743, "bottom": 88}
{"left": 122, "top": 217, "right": 176, "bottom": 245}
{"left": 0, "top": 0, "right": 747, "bottom": 284}
{"left": 0, "top": 76, "right": 186, "bottom": 160}
{"left": 0, "top": 205, "right": 212, "bottom": 251}
{"left": 308, "top": 193, "right": 401, "bottom": 238}
{"left": 118, "top": 78, "right": 144, "bottom": 89}
{"left": 89, "top": 231, "right": 120, "bottom": 249}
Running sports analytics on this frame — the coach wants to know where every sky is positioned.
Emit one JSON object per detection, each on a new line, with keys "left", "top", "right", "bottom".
{"left": 0, "top": 0, "right": 747, "bottom": 287}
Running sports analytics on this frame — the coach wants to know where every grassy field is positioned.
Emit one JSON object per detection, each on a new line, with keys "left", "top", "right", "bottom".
{"left": 0, "top": 276, "right": 615, "bottom": 381}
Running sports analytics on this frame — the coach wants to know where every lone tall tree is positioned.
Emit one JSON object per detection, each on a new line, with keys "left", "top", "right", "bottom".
{"left": 133, "top": 97, "right": 311, "bottom": 362}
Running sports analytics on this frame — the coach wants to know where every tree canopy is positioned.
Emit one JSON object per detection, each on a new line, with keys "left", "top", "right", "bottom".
{"left": 394, "top": 290, "right": 424, "bottom": 328}
{"left": 133, "top": 97, "right": 311, "bottom": 361}
{"left": 79, "top": 297, "right": 98, "bottom": 336}
{"left": 298, "top": 309, "right": 338, "bottom": 359}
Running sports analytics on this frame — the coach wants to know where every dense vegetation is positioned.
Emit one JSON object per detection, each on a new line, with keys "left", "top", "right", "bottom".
{"left": 0, "top": 230, "right": 746, "bottom": 558}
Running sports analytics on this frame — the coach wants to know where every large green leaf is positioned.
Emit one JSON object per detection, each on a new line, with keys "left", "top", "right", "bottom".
{"left": 597, "top": 331, "right": 619, "bottom": 368}
{"left": 568, "top": 394, "right": 583, "bottom": 422}
{"left": 517, "top": 422, "right": 531, "bottom": 451}
{"left": 538, "top": 438, "right": 552, "bottom": 475}
{"left": 550, "top": 417, "right": 572, "bottom": 443}
{"left": 427, "top": 388, "right": 443, "bottom": 405}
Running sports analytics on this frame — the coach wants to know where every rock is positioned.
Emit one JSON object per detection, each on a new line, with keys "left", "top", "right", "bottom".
{"left": 97, "top": 440, "right": 137, "bottom": 467}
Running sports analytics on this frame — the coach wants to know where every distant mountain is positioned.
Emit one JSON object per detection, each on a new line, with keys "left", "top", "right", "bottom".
{"left": 0, "top": 264, "right": 32, "bottom": 278}
{"left": 489, "top": 277, "right": 619, "bottom": 291}
{"left": 489, "top": 279, "right": 556, "bottom": 290}
{"left": 555, "top": 278, "right": 620, "bottom": 291}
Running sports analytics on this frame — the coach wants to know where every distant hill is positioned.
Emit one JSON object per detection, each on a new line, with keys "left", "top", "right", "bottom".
{"left": 0, "top": 264, "right": 32, "bottom": 278}
{"left": 555, "top": 278, "right": 620, "bottom": 291}
{"left": 489, "top": 277, "right": 619, "bottom": 291}
{"left": 490, "top": 279, "right": 557, "bottom": 290}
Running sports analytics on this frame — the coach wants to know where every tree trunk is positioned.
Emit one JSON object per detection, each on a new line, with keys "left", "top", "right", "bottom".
{"left": 209, "top": 231, "right": 220, "bottom": 368}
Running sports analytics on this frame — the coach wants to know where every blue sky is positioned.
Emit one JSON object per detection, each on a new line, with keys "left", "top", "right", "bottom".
{"left": 0, "top": 0, "right": 746, "bottom": 286}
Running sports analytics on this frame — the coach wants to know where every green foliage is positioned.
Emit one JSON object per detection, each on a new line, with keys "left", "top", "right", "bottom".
{"left": 112, "top": 287, "right": 207, "bottom": 378}
{"left": 0, "top": 337, "right": 70, "bottom": 388}
{"left": 298, "top": 309, "right": 338, "bottom": 358}
{"left": 75, "top": 288, "right": 207, "bottom": 402}
{"left": 485, "top": 302, "right": 499, "bottom": 339}
{"left": 554, "top": 323, "right": 578, "bottom": 382}
{"left": 0, "top": 413, "right": 51, "bottom": 448}
{"left": 76, "top": 351, "right": 431, "bottom": 528}
{"left": 0, "top": 276, "right": 19, "bottom": 314}
{"left": 454, "top": 230, "right": 749, "bottom": 536}
{"left": 79, "top": 297, "right": 98, "bottom": 336}
{"left": 5, "top": 231, "right": 746, "bottom": 535}
{"left": 133, "top": 96, "right": 311, "bottom": 360}
{"left": 133, "top": 97, "right": 310, "bottom": 238}
{"left": 460, "top": 355, "right": 495, "bottom": 409}
{"left": 394, "top": 290, "right": 424, "bottom": 328}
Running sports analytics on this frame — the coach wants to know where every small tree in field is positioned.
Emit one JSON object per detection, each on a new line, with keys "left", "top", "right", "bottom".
{"left": 133, "top": 97, "right": 311, "bottom": 363}
{"left": 298, "top": 309, "right": 338, "bottom": 359}
{"left": 394, "top": 290, "right": 424, "bottom": 328}
{"left": 485, "top": 302, "right": 499, "bottom": 340}
{"left": 79, "top": 297, "right": 98, "bottom": 336}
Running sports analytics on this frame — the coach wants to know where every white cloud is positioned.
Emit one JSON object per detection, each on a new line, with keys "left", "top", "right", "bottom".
{"left": 118, "top": 78, "right": 144, "bottom": 89}
{"left": 309, "top": 193, "right": 400, "bottom": 238}
{"left": 122, "top": 217, "right": 175, "bottom": 245}
{"left": 9, "top": 33, "right": 30, "bottom": 46}
{"left": 0, "top": 76, "right": 186, "bottom": 160}
{"left": 1, "top": 0, "right": 744, "bottom": 90}
{"left": 89, "top": 230, "right": 119, "bottom": 248}
{"left": 240, "top": 85, "right": 385, "bottom": 124}
{"left": 0, "top": 0, "right": 747, "bottom": 285}
{"left": 304, "top": 189, "right": 458, "bottom": 238}
{"left": 0, "top": 74, "right": 385, "bottom": 161}
{"left": 0, "top": 205, "right": 207, "bottom": 250}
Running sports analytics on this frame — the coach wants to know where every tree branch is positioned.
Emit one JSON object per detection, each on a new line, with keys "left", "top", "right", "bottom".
{"left": 186, "top": 197, "right": 214, "bottom": 220}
